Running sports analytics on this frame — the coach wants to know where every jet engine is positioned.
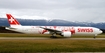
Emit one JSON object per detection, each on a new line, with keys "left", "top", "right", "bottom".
{"left": 61, "top": 32, "right": 71, "bottom": 37}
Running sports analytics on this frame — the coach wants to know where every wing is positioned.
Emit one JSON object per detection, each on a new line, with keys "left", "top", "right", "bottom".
{"left": 40, "top": 27, "right": 62, "bottom": 33}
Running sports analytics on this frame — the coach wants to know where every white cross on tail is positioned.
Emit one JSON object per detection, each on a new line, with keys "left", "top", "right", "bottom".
{"left": 9, "top": 17, "right": 14, "bottom": 23}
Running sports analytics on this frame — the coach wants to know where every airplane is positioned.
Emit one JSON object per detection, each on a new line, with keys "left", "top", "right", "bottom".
{"left": 6, "top": 14, "right": 102, "bottom": 38}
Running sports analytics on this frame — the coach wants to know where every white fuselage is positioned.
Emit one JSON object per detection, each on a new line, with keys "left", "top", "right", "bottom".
{"left": 6, "top": 26, "right": 102, "bottom": 35}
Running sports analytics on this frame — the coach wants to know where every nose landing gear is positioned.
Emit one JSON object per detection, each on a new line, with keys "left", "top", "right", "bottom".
{"left": 94, "top": 34, "right": 97, "bottom": 39}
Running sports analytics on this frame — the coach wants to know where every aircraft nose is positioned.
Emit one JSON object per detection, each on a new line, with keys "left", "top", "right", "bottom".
{"left": 99, "top": 30, "right": 103, "bottom": 34}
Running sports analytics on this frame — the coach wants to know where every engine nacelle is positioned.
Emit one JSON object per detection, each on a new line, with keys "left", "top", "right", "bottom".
{"left": 61, "top": 32, "right": 71, "bottom": 37}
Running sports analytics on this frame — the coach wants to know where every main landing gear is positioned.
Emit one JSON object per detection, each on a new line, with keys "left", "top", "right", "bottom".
{"left": 50, "top": 32, "right": 57, "bottom": 38}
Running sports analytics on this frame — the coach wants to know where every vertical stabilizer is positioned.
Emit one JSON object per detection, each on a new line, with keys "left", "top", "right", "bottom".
{"left": 6, "top": 14, "right": 21, "bottom": 27}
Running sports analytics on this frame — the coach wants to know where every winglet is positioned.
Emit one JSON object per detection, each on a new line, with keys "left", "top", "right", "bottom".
{"left": 6, "top": 14, "right": 21, "bottom": 27}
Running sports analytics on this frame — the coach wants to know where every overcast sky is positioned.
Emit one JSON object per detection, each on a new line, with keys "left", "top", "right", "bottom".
{"left": 0, "top": 0, "right": 105, "bottom": 23}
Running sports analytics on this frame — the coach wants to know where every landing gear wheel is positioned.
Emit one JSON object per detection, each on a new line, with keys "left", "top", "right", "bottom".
{"left": 94, "top": 36, "right": 96, "bottom": 39}
{"left": 50, "top": 36, "right": 57, "bottom": 38}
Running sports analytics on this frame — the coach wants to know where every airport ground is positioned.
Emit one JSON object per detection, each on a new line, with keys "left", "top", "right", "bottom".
{"left": 0, "top": 33, "right": 105, "bottom": 53}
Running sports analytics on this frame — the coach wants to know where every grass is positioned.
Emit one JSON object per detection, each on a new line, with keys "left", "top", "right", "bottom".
{"left": 0, "top": 33, "right": 50, "bottom": 37}
{"left": 0, "top": 33, "right": 105, "bottom": 52}
{"left": 0, "top": 40, "right": 105, "bottom": 52}
{"left": 0, "top": 33, "right": 105, "bottom": 38}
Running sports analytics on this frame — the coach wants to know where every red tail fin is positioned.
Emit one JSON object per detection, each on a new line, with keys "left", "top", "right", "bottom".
{"left": 6, "top": 14, "right": 21, "bottom": 27}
